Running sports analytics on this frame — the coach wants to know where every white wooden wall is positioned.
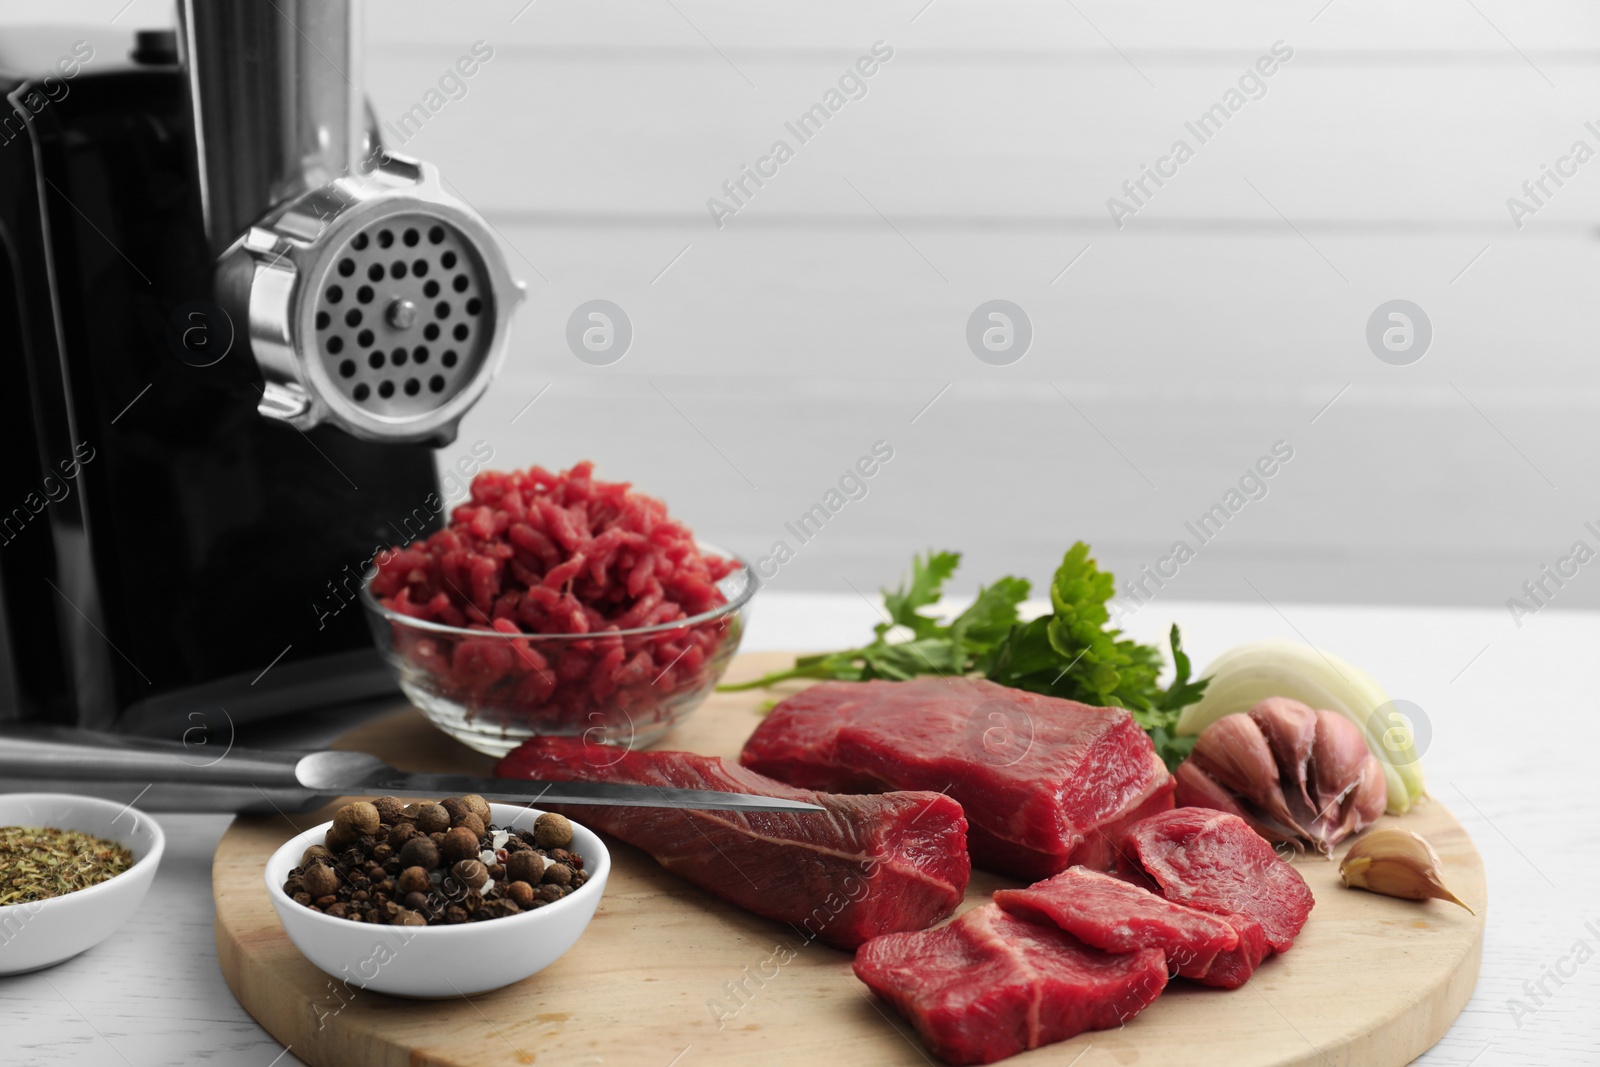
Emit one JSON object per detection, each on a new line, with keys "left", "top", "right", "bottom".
{"left": 9, "top": 2, "right": 1600, "bottom": 620}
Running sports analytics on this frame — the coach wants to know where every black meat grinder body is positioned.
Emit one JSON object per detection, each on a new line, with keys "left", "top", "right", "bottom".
{"left": 0, "top": 11, "right": 520, "bottom": 738}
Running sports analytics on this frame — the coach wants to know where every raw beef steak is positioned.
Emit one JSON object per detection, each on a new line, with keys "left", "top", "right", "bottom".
{"left": 1120, "top": 808, "right": 1315, "bottom": 954}
{"left": 496, "top": 738, "right": 969, "bottom": 949}
{"left": 741, "top": 678, "right": 1174, "bottom": 880}
{"left": 993, "top": 866, "right": 1256, "bottom": 987}
{"left": 853, "top": 904, "right": 1167, "bottom": 1065}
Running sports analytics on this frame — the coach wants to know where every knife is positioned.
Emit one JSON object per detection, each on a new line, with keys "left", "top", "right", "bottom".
{"left": 0, "top": 725, "right": 824, "bottom": 814}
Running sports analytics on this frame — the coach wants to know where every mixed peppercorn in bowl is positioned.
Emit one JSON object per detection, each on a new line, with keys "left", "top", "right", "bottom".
{"left": 264, "top": 797, "right": 611, "bottom": 997}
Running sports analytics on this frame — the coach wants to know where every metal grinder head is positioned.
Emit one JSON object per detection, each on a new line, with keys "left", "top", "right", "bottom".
{"left": 182, "top": 0, "right": 523, "bottom": 446}
{"left": 216, "top": 156, "right": 523, "bottom": 445}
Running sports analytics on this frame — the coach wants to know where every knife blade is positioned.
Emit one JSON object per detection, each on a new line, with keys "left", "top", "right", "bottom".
{"left": 293, "top": 750, "right": 825, "bottom": 813}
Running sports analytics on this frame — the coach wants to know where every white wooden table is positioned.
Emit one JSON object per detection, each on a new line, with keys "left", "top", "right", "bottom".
{"left": 3, "top": 591, "right": 1595, "bottom": 1066}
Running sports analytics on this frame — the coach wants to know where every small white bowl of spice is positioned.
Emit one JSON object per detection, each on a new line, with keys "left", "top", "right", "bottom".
{"left": 0, "top": 792, "right": 164, "bottom": 976}
{"left": 264, "top": 796, "right": 610, "bottom": 997}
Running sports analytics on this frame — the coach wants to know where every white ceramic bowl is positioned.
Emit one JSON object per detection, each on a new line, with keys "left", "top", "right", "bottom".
{"left": 264, "top": 802, "right": 610, "bottom": 997}
{"left": 0, "top": 793, "right": 164, "bottom": 976}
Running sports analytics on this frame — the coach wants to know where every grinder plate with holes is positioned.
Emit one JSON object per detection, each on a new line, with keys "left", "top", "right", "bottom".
{"left": 313, "top": 215, "right": 493, "bottom": 415}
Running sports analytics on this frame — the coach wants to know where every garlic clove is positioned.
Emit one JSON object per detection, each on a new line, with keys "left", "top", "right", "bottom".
{"left": 1175, "top": 760, "right": 1302, "bottom": 847}
{"left": 1327, "top": 754, "right": 1387, "bottom": 845}
{"left": 1250, "top": 697, "right": 1320, "bottom": 828}
{"left": 1191, "top": 712, "right": 1305, "bottom": 834}
{"left": 1348, "top": 755, "right": 1388, "bottom": 827}
{"left": 1312, "top": 710, "right": 1370, "bottom": 814}
{"left": 1174, "top": 759, "right": 1250, "bottom": 816}
{"left": 1339, "top": 827, "right": 1472, "bottom": 912}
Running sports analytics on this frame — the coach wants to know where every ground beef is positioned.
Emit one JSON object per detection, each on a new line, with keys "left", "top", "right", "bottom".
{"left": 370, "top": 461, "right": 738, "bottom": 730}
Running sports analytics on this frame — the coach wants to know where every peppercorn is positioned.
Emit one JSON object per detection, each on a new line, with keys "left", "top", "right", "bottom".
{"left": 452, "top": 859, "right": 489, "bottom": 893}
{"left": 506, "top": 880, "right": 536, "bottom": 909}
{"left": 461, "top": 794, "right": 492, "bottom": 823}
{"left": 286, "top": 795, "right": 584, "bottom": 928}
{"left": 534, "top": 812, "right": 574, "bottom": 850}
{"left": 440, "top": 826, "right": 480, "bottom": 864}
{"left": 396, "top": 866, "right": 431, "bottom": 895}
{"left": 334, "top": 801, "right": 381, "bottom": 838}
{"left": 324, "top": 822, "right": 358, "bottom": 851}
{"left": 505, "top": 850, "right": 544, "bottom": 885}
{"left": 398, "top": 836, "right": 440, "bottom": 871}
{"left": 372, "top": 796, "right": 406, "bottom": 824}
{"left": 302, "top": 863, "right": 340, "bottom": 899}
{"left": 412, "top": 803, "right": 451, "bottom": 834}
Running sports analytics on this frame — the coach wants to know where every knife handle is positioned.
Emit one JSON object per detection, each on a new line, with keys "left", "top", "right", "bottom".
{"left": 0, "top": 724, "right": 305, "bottom": 790}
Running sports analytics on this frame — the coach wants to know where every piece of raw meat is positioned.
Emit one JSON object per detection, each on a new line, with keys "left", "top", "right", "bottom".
{"left": 993, "top": 865, "right": 1257, "bottom": 987}
{"left": 495, "top": 738, "right": 969, "bottom": 949}
{"left": 1120, "top": 808, "right": 1314, "bottom": 954}
{"left": 854, "top": 904, "right": 1167, "bottom": 1065}
{"left": 741, "top": 678, "right": 1174, "bottom": 880}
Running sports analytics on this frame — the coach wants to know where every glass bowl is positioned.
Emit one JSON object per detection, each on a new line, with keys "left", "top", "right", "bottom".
{"left": 361, "top": 545, "right": 753, "bottom": 757}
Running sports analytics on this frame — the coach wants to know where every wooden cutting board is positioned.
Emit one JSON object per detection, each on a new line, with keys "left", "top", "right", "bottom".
{"left": 214, "top": 652, "right": 1485, "bottom": 1067}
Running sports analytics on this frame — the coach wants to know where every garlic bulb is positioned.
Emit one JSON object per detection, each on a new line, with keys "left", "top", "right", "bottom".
{"left": 1340, "top": 828, "right": 1471, "bottom": 912}
{"left": 1175, "top": 639, "right": 1426, "bottom": 814}
{"left": 1175, "top": 697, "right": 1387, "bottom": 852}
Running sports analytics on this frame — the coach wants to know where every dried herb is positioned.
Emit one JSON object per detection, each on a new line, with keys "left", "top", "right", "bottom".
{"left": 0, "top": 825, "right": 135, "bottom": 905}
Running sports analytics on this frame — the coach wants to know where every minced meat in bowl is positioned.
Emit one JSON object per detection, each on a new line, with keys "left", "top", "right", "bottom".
{"left": 362, "top": 461, "right": 753, "bottom": 756}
